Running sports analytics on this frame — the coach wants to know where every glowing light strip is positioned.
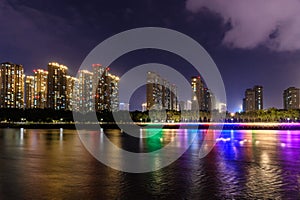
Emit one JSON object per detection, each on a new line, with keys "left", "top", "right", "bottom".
{"left": 137, "top": 122, "right": 300, "bottom": 126}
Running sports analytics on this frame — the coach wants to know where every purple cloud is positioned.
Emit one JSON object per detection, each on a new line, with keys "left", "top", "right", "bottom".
{"left": 186, "top": 0, "right": 300, "bottom": 51}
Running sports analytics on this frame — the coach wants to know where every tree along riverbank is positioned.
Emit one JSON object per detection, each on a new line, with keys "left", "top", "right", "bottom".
{"left": 0, "top": 108, "right": 299, "bottom": 124}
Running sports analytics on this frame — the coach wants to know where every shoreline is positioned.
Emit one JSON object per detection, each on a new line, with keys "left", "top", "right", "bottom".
{"left": 1, "top": 122, "right": 300, "bottom": 130}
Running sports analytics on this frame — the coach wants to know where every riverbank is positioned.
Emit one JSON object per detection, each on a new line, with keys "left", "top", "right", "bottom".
{"left": 1, "top": 122, "right": 300, "bottom": 130}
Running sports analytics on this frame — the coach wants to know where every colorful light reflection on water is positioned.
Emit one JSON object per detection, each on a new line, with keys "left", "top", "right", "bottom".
{"left": 0, "top": 128, "right": 300, "bottom": 199}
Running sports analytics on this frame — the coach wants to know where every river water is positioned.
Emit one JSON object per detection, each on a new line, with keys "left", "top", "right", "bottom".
{"left": 0, "top": 128, "right": 299, "bottom": 199}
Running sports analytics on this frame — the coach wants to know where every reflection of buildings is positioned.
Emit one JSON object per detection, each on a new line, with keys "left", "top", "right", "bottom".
{"left": 146, "top": 71, "right": 178, "bottom": 111}
{"left": 191, "top": 76, "right": 212, "bottom": 111}
{"left": 47, "top": 62, "right": 68, "bottom": 110}
{"left": 0, "top": 62, "right": 25, "bottom": 108}
{"left": 283, "top": 87, "right": 300, "bottom": 109}
{"left": 243, "top": 85, "right": 263, "bottom": 112}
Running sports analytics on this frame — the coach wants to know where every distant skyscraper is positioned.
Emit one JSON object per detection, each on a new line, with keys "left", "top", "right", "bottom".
{"left": 108, "top": 73, "right": 119, "bottom": 112}
{"left": 66, "top": 75, "right": 78, "bottom": 111}
{"left": 186, "top": 100, "right": 192, "bottom": 110}
{"left": 218, "top": 103, "right": 227, "bottom": 113}
{"left": 33, "top": 69, "right": 48, "bottom": 109}
{"left": 0, "top": 62, "right": 25, "bottom": 108}
{"left": 243, "top": 85, "right": 263, "bottom": 112}
{"left": 142, "top": 102, "right": 147, "bottom": 112}
{"left": 204, "top": 88, "right": 215, "bottom": 111}
{"left": 146, "top": 71, "right": 178, "bottom": 110}
{"left": 119, "top": 102, "right": 130, "bottom": 111}
{"left": 77, "top": 70, "right": 93, "bottom": 112}
{"left": 283, "top": 87, "right": 300, "bottom": 109}
{"left": 47, "top": 62, "right": 68, "bottom": 110}
{"left": 25, "top": 76, "right": 34, "bottom": 109}
{"left": 93, "top": 65, "right": 119, "bottom": 111}
{"left": 191, "top": 76, "right": 211, "bottom": 111}
{"left": 92, "top": 64, "right": 105, "bottom": 94}
{"left": 179, "top": 100, "right": 186, "bottom": 111}
{"left": 170, "top": 84, "right": 178, "bottom": 110}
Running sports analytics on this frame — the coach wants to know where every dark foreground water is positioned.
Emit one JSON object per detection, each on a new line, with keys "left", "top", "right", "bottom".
{"left": 0, "top": 128, "right": 300, "bottom": 199}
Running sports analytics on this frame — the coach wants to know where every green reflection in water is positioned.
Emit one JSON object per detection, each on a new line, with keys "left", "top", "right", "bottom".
{"left": 145, "top": 129, "right": 163, "bottom": 152}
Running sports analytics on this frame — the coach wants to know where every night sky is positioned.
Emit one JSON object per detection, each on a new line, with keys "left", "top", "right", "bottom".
{"left": 1, "top": 0, "right": 300, "bottom": 111}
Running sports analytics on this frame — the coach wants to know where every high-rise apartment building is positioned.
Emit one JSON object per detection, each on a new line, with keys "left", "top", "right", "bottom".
{"left": 146, "top": 71, "right": 178, "bottom": 110}
{"left": 119, "top": 102, "right": 130, "bottom": 111}
{"left": 25, "top": 76, "right": 34, "bottom": 108}
{"left": 204, "top": 88, "right": 215, "bottom": 111}
{"left": 0, "top": 61, "right": 120, "bottom": 112}
{"left": 191, "top": 76, "right": 204, "bottom": 110}
{"left": 243, "top": 85, "right": 263, "bottom": 112}
{"left": 170, "top": 84, "right": 178, "bottom": 111}
{"left": 47, "top": 62, "right": 68, "bottom": 110}
{"left": 93, "top": 65, "right": 119, "bottom": 111}
{"left": 0, "top": 62, "right": 25, "bottom": 108}
{"left": 283, "top": 87, "right": 300, "bottom": 110}
{"left": 179, "top": 100, "right": 186, "bottom": 111}
{"left": 33, "top": 69, "right": 48, "bottom": 109}
{"left": 191, "top": 76, "right": 212, "bottom": 111}
{"left": 92, "top": 64, "right": 105, "bottom": 94}
{"left": 66, "top": 75, "right": 78, "bottom": 111}
{"left": 77, "top": 70, "right": 93, "bottom": 112}
{"left": 142, "top": 102, "right": 147, "bottom": 112}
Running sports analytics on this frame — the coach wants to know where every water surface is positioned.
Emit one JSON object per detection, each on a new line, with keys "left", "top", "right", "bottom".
{"left": 0, "top": 128, "right": 299, "bottom": 199}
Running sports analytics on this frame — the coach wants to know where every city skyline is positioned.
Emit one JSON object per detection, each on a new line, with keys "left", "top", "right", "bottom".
{"left": 1, "top": 60, "right": 300, "bottom": 112}
{"left": 2, "top": 0, "right": 300, "bottom": 112}
{"left": 2, "top": 2, "right": 300, "bottom": 199}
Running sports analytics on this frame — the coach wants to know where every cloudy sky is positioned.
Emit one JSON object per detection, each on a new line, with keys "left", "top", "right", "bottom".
{"left": 1, "top": 0, "right": 300, "bottom": 111}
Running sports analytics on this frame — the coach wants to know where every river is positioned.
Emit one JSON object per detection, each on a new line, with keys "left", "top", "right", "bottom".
{"left": 0, "top": 128, "right": 299, "bottom": 199}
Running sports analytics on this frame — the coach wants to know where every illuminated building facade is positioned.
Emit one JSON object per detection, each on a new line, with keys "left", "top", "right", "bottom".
{"left": 204, "top": 88, "right": 215, "bottom": 111}
{"left": 93, "top": 64, "right": 120, "bottom": 111}
{"left": 218, "top": 103, "right": 227, "bottom": 113}
{"left": 170, "top": 84, "right": 178, "bottom": 110}
{"left": 0, "top": 62, "right": 24, "bottom": 108}
{"left": 92, "top": 64, "right": 105, "bottom": 94}
{"left": 186, "top": 100, "right": 192, "bottom": 110}
{"left": 243, "top": 85, "right": 263, "bottom": 112}
{"left": 47, "top": 62, "right": 68, "bottom": 110}
{"left": 33, "top": 69, "right": 48, "bottom": 109}
{"left": 66, "top": 75, "right": 78, "bottom": 111}
{"left": 191, "top": 76, "right": 204, "bottom": 110}
{"left": 119, "top": 102, "right": 130, "bottom": 111}
{"left": 77, "top": 70, "right": 93, "bottom": 112}
{"left": 25, "top": 76, "right": 34, "bottom": 108}
{"left": 191, "top": 76, "right": 213, "bottom": 111}
{"left": 142, "top": 102, "right": 147, "bottom": 112}
{"left": 146, "top": 71, "right": 178, "bottom": 110}
{"left": 283, "top": 87, "right": 300, "bottom": 110}
{"left": 93, "top": 65, "right": 119, "bottom": 111}
{"left": 179, "top": 100, "right": 186, "bottom": 111}
{"left": 0, "top": 61, "right": 120, "bottom": 112}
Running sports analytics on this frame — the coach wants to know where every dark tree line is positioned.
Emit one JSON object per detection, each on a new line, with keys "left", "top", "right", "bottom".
{"left": 0, "top": 108, "right": 299, "bottom": 123}
{"left": 230, "top": 108, "right": 300, "bottom": 123}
